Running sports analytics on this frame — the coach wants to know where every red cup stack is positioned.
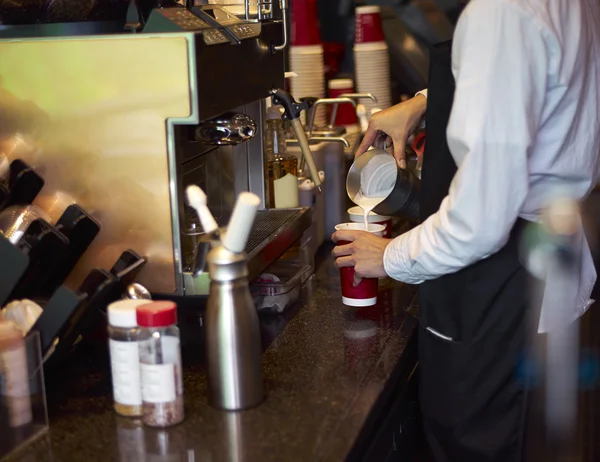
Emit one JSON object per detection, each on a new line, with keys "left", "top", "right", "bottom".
{"left": 290, "top": 0, "right": 326, "bottom": 127}
{"left": 328, "top": 78, "right": 358, "bottom": 127}
{"left": 353, "top": 6, "right": 392, "bottom": 114}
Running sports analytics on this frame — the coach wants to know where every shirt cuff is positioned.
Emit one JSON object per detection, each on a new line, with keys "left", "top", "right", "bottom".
{"left": 383, "top": 232, "right": 425, "bottom": 285}
{"left": 415, "top": 89, "right": 428, "bottom": 99}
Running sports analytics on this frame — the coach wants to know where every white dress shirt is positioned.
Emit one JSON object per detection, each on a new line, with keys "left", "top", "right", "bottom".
{"left": 383, "top": 0, "right": 600, "bottom": 333}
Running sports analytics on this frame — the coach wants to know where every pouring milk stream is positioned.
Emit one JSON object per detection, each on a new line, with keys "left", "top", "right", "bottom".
{"left": 352, "top": 153, "right": 397, "bottom": 230}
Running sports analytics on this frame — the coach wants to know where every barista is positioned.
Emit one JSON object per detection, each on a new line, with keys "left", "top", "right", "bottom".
{"left": 332, "top": 0, "right": 600, "bottom": 460}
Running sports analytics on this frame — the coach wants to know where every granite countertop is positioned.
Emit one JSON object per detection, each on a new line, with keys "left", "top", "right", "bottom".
{"left": 5, "top": 250, "right": 418, "bottom": 462}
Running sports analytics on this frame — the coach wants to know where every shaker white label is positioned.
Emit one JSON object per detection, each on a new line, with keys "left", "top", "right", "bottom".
{"left": 140, "top": 363, "right": 176, "bottom": 403}
{"left": 161, "top": 337, "right": 183, "bottom": 394}
{"left": 109, "top": 340, "right": 142, "bottom": 406}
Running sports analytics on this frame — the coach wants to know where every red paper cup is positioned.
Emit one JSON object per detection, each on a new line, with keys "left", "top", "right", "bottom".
{"left": 355, "top": 6, "right": 385, "bottom": 44}
{"left": 354, "top": 288, "right": 393, "bottom": 328}
{"left": 335, "top": 222, "right": 385, "bottom": 306}
{"left": 323, "top": 42, "right": 346, "bottom": 79}
{"left": 347, "top": 206, "right": 392, "bottom": 239}
{"left": 291, "top": 0, "right": 321, "bottom": 46}
{"left": 328, "top": 79, "right": 358, "bottom": 126}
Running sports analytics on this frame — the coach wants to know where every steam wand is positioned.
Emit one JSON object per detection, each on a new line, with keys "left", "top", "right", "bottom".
{"left": 270, "top": 89, "right": 322, "bottom": 192}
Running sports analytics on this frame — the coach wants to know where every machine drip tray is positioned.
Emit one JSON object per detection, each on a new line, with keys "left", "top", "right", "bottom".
{"left": 246, "top": 209, "right": 307, "bottom": 254}
{"left": 183, "top": 207, "right": 312, "bottom": 296}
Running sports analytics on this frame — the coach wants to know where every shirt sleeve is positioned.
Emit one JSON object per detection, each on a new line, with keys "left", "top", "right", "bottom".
{"left": 383, "top": 0, "right": 549, "bottom": 284}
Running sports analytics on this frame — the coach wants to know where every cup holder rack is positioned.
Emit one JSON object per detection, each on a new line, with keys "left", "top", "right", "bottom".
{"left": 0, "top": 158, "right": 146, "bottom": 371}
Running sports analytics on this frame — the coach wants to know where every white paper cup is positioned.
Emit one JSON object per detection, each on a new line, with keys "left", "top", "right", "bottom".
{"left": 348, "top": 206, "right": 392, "bottom": 239}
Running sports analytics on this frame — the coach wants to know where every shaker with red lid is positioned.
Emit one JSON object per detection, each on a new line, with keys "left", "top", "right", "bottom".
{"left": 136, "top": 301, "right": 184, "bottom": 427}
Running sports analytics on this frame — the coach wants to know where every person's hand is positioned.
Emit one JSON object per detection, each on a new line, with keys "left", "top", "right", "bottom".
{"left": 331, "top": 230, "right": 392, "bottom": 282}
{"left": 355, "top": 95, "right": 427, "bottom": 168}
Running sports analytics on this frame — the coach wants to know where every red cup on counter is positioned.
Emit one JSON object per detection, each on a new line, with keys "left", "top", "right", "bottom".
{"left": 328, "top": 78, "right": 358, "bottom": 126}
{"left": 335, "top": 222, "right": 385, "bottom": 306}
{"left": 347, "top": 206, "right": 392, "bottom": 239}
{"left": 291, "top": 0, "right": 321, "bottom": 46}
{"left": 354, "top": 6, "right": 386, "bottom": 44}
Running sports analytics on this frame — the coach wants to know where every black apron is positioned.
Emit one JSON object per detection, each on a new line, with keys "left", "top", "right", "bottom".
{"left": 418, "top": 41, "right": 530, "bottom": 462}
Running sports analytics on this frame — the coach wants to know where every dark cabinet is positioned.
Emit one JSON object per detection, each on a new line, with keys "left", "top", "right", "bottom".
{"left": 363, "top": 365, "right": 418, "bottom": 462}
{"left": 348, "top": 332, "right": 419, "bottom": 462}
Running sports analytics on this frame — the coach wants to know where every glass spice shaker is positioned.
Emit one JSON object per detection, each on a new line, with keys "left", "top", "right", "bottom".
{"left": 136, "top": 301, "right": 184, "bottom": 428}
{"left": 107, "top": 299, "right": 152, "bottom": 418}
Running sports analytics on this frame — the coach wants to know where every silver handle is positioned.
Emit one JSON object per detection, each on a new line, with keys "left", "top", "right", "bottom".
{"left": 338, "top": 92, "right": 378, "bottom": 103}
{"left": 286, "top": 136, "right": 350, "bottom": 175}
{"left": 273, "top": 0, "right": 289, "bottom": 52}
{"left": 330, "top": 93, "right": 377, "bottom": 127}
{"left": 286, "top": 136, "right": 350, "bottom": 148}
{"left": 307, "top": 97, "right": 357, "bottom": 134}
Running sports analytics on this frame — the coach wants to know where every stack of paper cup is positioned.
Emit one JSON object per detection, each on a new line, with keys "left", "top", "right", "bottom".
{"left": 289, "top": 0, "right": 326, "bottom": 127}
{"left": 354, "top": 6, "right": 392, "bottom": 114}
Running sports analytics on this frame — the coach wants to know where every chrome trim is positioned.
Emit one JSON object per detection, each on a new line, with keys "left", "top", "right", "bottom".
{"left": 273, "top": 0, "right": 288, "bottom": 51}
{"left": 167, "top": 35, "right": 202, "bottom": 295}
{"left": 307, "top": 97, "right": 357, "bottom": 134}
{"left": 244, "top": 100, "right": 267, "bottom": 208}
{"left": 425, "top": 327, "right": 453, "bottom": 342}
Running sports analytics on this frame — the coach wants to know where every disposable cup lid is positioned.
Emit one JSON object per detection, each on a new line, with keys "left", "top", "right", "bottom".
{"left": 328, "top": 78, "right": 354, "bottom": 90}
{"left": 289, "top": 44, "right": 324, "bottom": 54}
{"left": 108, "top": 299, "right": 153, "bottom": 328}
{"left": 356, "top": 5, "right": 381, "bottom": 14}
{"left": 354, "top": 42, "right": 388, "bottom": 52}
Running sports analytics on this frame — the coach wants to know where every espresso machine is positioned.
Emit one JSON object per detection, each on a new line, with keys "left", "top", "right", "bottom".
{"left": 0, "top": 0, "right": 315, "bottom": 305}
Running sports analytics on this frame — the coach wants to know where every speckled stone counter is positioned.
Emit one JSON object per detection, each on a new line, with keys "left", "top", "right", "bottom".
{"left": 5, "top": 250, "right": 418, "bottom": 462}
